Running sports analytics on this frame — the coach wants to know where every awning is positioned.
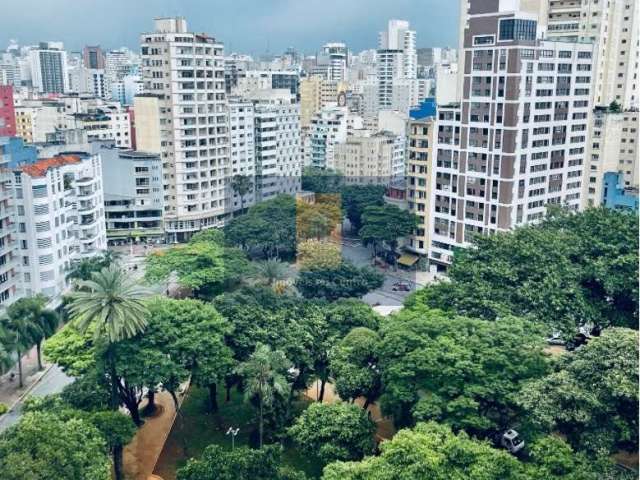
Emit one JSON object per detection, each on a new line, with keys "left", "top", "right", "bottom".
{"left": 397, "top": 253, "right": 419, "bottom": 267}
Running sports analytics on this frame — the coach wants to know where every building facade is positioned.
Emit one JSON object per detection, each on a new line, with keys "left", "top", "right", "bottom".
{"left": 138, "top": 17, "right": 230, "bottom": 241}
{"left": 0, "top": 86, "right": 16, "bottom": 137}
{"left": 28, "top": 42, "right": 69, "bottom": 94}
{"left": 228, "top": 97, "right": 257, "bottom": 211}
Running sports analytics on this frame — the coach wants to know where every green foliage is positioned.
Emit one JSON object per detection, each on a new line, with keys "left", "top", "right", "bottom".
{"left": 89, "top": 410, "right": 136, "bottom": 451}
{"left": 230, "top": 174, "right": 254, "bottom": 212}
{"left": 322, "top": 421, "right": 522, "bottom": 480}
{"left": 297, "top": 239, "right": 342, "bottom": 270}
{"left": 66, "top": 251, "right": 119, "bottom": 282}
{"left": 67, "top": 265, "right": 150, "bottom": 343}
{"left": 295, "top": 261, "right": 384, "bottom": 301}
{"left": 145, "top": 233, "right": 249, "bottom": 295}
{"left": 359, "top": 204, "right": 419, "bottom": 257}
{"left": 225, "top": 195, "right": 297, "bottom": 260}
{"left": 377, "top": 308, "right": 548, "bottom": 434}
{"left": 330, "top": 328, "right": 382, "bottom": 406}
{"left": 0, "top": 403, "right": 7, "bottom": 416}
{"left": 302, "top": 166, "right": 344, "bottom": 194}
{"left": 0, "top": 412, "right": 111, "bottom": 480}
{"left": 178, "top": 444, "right": 302, "bottom": 480}
{"left": 253, "top": 258, "right": 290, "bottom": 287}
{"left": 520, "top": 328, "right": 639, "bottom": 455}
{"left": 289, "top": 402, "right": 376, "bottom": 466}
{"left": 340, "top": 185, "right": 385, "bottom": 232}
{"left": 322, "top": 298, "right": 380, "bottom": 340}
{"left": 413, "top": 208, "right": 639, "bottom": 335}
{"left": 44, "top": 324, "right": 96, "bottom": 376}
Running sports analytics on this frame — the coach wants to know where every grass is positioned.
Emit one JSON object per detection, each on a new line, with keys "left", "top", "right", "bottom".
{"left": 154, "top": 386, "right": 323, "bottom": 479}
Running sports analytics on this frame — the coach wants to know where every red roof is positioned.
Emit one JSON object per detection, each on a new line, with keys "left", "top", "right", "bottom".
{"left": 21, "top": 155, "right": 82, "bottom": 178}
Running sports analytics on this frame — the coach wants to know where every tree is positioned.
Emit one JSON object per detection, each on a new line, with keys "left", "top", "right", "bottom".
{"left": 230, "top": 174, "right": 254, "bottom": 214}
{"left": 302, "top": 166, "right": 343, "bottom": 194}
{"left": 225, "top": 195, "right": 297, "bottom": 260}
{"left": 297, "top": 239, "right": 342, "bottom": 270}
{"left": 520, "top": 328, "right": 639, "bottom": 456}
{"left": 340, "top": 185, "right": 385, "bottom": 232}
{"left": 0, "top": 412, "right": 110, "bottom": 480}
{"left": 66, "top": 265, "right": 150, "bottom": 410}
{"left": 178, "top": 444, "right": 305, "bottom": 480}
{"left": 235, "top": 344, "right": 291, "bottom": 448}
{"left": 609, "top": 100, "right": 622, "bottom": 113}
{"left": 145, "top": 234, "right": 249, "bottom": 297}
{"left": 1, "top": 298, "right": 46, "bottom": 388}
{"left": 146, "top": 297, "right": 233, "bottom": 413}
{"left": 6, "top": 295, "right": 58, "bottom": 371}
{"left": 66, "top": 251, "right": 119, "bottom": 283}
{"left": 412, "top": 208, "right": 639, "bottom": 335}
{"left": 253, "top": 258, "right": 290, "bottom": 288}
{"left": 330, "top": 328, "right": 382, "bottom": 409}
{"left": 89, "top": 411, "right": 136, "bottom": 480}
{"left": 296, "top": 195, "right": 342, "bottom": 241}
{"left": 289, "top": 402, "right": 376, "bottom": 466}
{"left": 377, "top": 308, "right": 548, "bottom": 434}
{"left": 322, "top": 422, "right": 522, "bottom": 480}
{"left": 296, "top": 261, "right": 384, "bottom": 301}
{"left": 359, "top": 204, "right": 419, "bottom": 264}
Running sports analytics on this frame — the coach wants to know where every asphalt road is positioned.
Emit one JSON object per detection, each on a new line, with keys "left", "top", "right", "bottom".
{"left": 0, "top": 365, "right": 73, "bottom": 432}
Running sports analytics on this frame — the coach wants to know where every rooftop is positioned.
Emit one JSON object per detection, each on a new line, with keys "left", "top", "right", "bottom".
{"left": 20, "top": 155, "right": 81, "bottom": 178}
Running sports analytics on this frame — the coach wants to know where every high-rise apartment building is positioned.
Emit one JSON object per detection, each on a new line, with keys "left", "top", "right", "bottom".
{"left": 299, "top": 76, "right": 348, "bottom": 128}
{"left": 251, "top": 90, "right": 301, "bottom": 201}
{"left": 333, "top": 130, "right": 405, "bottom": 186}
{"left": 546, "top": 0, "right": 638, "bottom": 109}
{"left": 137, "top": 17, "right": 230, "bottom": 241}
{"left": 83, "top": 45, "right": 105, "bottom": 69}
{"left": 317, "top": 43, "right": 348, "bottom": 82}
{"left": 377, "top": 20, "right": 419, "bottom": 113}
{"left": 306, "top": 105, "right": 363, "bottom": 169}
{"left": 13, "top": 153, "right": 106, "bottom": 302}
{"left": 0, "top": 85, "right": 16, "bottom": 137}
{"left": 583, "top": 108, "right": 638, "bottom": 207}
{"left": 426, "top": 0, "right": 594, "bottom": 268}
{"left": 28, "top": 42, "right": 69, "bottom": 94}
{"left": 228, "top": 97, "right": 257, "bottom": 211}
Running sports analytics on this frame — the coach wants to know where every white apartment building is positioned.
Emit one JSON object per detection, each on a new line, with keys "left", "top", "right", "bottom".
{"left": 0, "top": 156, "right": 19, "bottom": 308}
{"left": 137, "top": 17, "right": 230, "bottom": 242}
{"left": 333, "top": 130, "right": 405, "bottom": 186}
{"left": 306, "top": 105, "right": 364, "bottom": 169}
{"left": 13, "top": 153, "right": 106, "bottom": 302}
{"left": 15, "top": 99, "right": 72, "bottom": 143}
{"left": 28, "top": 42, "right": 69, "bottom": 94}
{"left": 583, "top": 108, "right": 639, "bottom": 207}
{"left": 251, "top": 90, "right": 302, "bottom": 201}
{"left": 317, "top": 43, "right": 348, "bottom": 82}
{"left": 69, "top": 103, "right": 131, "bottom": 148}
{"left": 427, "top": 2, "right": 594, "bottom": 268}
{"left": 547, "top": 0, "right": 638, "bottom": 109}
{"left": 377, "top": 20, "right": 419, "bottom": 113}
{"left": 111, "top": 75, "right": 144, "bottom": 105}
{"left": 228, "top": 97, "right": 257, "bottom": 210}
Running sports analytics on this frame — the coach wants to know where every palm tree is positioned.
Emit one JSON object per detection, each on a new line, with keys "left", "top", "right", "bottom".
{"left": 67, "top": 265, "right": 150, "bottom": 410}
{"left": 0, "top": 323, "right": 15, "bottom": 374}
{"left": 2, "top": 304, "right": 41, "bottom": 388}
{"left": 235, "top": 344, "right": 291, "bottom": 448}
{"left": 6, "top": 295, "right": 59, "bottom": 371}
{"left": 230, "top": 174, "right": 254, "bottom": 215}
{"left": 253, "top": 258, "right": 289, "bottom": 288}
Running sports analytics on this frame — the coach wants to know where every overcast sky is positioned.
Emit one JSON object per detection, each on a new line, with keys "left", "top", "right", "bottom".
{"left": 0, "top": 0, "right": 459, "bottom": 56}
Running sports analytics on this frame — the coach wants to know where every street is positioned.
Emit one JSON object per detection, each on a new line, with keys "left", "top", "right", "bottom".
{"left": 0, "top": 365, "right": 73, "bottom": 432}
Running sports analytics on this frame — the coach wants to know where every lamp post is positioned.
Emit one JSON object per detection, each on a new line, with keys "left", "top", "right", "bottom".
{"left": 226, "top": 427, "right": 239, "bottom": 450}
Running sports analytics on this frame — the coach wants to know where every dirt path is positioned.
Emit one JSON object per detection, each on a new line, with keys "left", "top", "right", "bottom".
{"left": 123, "top": 392, "right": 181, "bottom": 480}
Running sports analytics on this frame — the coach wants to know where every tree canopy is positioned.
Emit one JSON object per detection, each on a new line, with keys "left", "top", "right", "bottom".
{"left": 410, "top": 208, "right": 639, "bottom": 335}
{"left": 289, "top": 402, "right": 376, "bottom": 466}
{"left": 0, "top": 412, "right": 111, "bottom": 480}
{"left": 377, "top": 307, "right": 548, "bottom": 434}
{"left": 359, "top": 204, "right": 419, "bottom": 260}
{"left": 302, "top": 166, "right": 344, "bottom": 194}
{"left": 340, "top": 185, "right": 385, "bottom": 232}
{"left": 224, "top": 195, "right": 298, "bottom": 259}
{"left": 296, "top": 261, "right": 383, "bottom": 301}
{"left": 520, "top": 327, "right": 639, "bottom": 455}
{"left": 297, "top": 239, "right": 342, "bottom": 270}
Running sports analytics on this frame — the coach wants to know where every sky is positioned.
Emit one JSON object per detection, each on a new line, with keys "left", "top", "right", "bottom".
{"left": 0, "top": 0, "right": 459, "bottom": 56}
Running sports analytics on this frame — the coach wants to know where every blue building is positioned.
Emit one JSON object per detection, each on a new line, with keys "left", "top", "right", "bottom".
{"left": 410, "top": 98, "right": 437, "bottom": 120}
{"left": 602, "top": 172, "right": 638, "bottom": 211}
{"left": 0, "top": 137, "right": 38, "bottom": 168}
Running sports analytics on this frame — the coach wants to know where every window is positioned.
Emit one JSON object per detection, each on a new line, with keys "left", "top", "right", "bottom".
{"left": 499, "top": 19, "right": 537, "bottom": 41}
{"left": 474, "top": 35, "right": 494, "bottom": 46}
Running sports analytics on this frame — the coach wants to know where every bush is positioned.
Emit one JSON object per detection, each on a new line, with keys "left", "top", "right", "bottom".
{"left": 0, "top": 403, "right": 7, "bottom": 416}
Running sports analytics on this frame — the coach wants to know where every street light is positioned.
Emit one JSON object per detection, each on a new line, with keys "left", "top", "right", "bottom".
{"left": 226, "top": 427, "right": 239, "bottom": 449}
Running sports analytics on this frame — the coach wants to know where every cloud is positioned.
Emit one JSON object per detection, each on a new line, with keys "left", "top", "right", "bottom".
{"left": 0, "top": 0, "right": 458, "bottom": 54}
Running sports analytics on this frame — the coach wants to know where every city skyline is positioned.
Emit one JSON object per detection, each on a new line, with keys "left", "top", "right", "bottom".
{"left": 0, "top": 0, "right": 459, "bottom": 55}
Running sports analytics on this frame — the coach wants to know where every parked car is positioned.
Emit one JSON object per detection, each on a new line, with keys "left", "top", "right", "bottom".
{"left": 392, "top": 281, "right": 411, "bottom": 292}
{"left": 500, "top": 429, "right": 525, "bottom": 455}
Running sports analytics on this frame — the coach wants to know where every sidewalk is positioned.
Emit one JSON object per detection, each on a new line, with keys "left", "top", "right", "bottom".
{"left": 0, "top": 345, "right": 47, "bottom": 408}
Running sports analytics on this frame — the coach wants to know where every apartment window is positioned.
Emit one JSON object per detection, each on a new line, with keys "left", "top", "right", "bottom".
{"left": 499, "top": 19, "right": 537, "bottom": 41}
